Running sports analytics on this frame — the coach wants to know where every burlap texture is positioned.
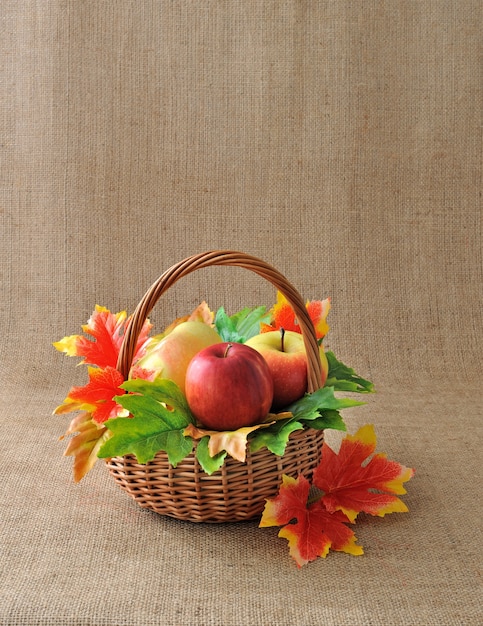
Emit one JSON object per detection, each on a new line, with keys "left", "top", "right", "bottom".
{"left": 1, "top": 1, "right": 481, "bottom": 624}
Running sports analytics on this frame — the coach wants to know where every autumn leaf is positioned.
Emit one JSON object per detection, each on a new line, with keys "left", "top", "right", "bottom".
{"left": 184, "top": 421, "right": 273, "bottom": 464}
{"left": 260, "top": 474, "right": 363, "bottom": 567}
{"left": 60, "top": 412, "right": 110, "bottom": 482}
{"left": 53, "top": 305, "right": 152, "bottom": 368}
{"left": 260, "top": 424, "right": 414, "bottom": 566}
{"left": 128, "top": 365, "right": 158, "bottom": 381}
{"left": 54, "top": 366, "right": 127, "bottom": 424}
{"left": 305, "top": 298, "right": 331, "bottom": 339}
{"left": 152, "top": 301, "right": 215, "bottom": 339}
{"left": 53, "top": 334, "right": 80, "bottom": 357}
{"left": 78, "top": 306, "right": 130, "bottom": 368}
{"left": 188, "top": 301, "right": 215, "bottom": 325}
{"left": 313, "top": 424, "right": 415, "bottom": 522}
{"left": 261, "top": 291, "right": 331, "bottom": 340}
{"left": 98, "top": 378, "right": 194, "bottom": 466}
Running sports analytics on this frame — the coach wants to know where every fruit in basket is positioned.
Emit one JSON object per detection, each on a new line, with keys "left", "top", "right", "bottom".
{"left": 245, "top": 329, "right": 329, "bottom": 410}
{"left": 185, "top": 342, "right": 274, "bottom": 430}
{"left": 134, "top": 321, "right": 223, "bottom": 393}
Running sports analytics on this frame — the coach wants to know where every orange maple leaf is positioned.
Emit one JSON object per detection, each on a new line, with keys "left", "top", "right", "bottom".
{"left": 56, "top": 369, "right": 155, "bottom": 481}
{"left": 260, "top": 474, "right": 363, "bottom": 567}
{"left": 261, "top": 291, "right": 331, "bottom": 339}
{"left": 53, "top": 305, "right": 152, "bottom": 369}
{"left": 313, "top": 424, "right": 415, "bottom": 522}
{"left": 55, "top": 366, "right": 127, "bottom": 424}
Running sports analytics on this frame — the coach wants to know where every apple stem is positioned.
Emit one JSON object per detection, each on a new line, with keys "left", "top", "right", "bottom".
{"left": 223, "top": 343, "right": 233, "bottom": 358}
{"left": 280, "top": 327, "right": 285, "bottom": 352}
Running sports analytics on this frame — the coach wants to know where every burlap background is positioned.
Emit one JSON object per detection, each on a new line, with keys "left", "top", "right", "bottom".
{"left": 1, "top": 2, "right": 481, "bottom": 624}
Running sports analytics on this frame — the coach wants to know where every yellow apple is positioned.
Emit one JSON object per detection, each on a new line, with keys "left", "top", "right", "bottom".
{"left": 245, "top": 330, "right": 329, "bottom": 410}
{"left": 134, "top": 321, "right": 223, "bottom": 393}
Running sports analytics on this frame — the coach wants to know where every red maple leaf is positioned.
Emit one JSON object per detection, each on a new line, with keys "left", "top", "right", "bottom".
{"left": 62, "top": 366, "right": 126, "bottom": 424}
{"left": 53, "top": 306, "right": 152, "bottom": 369}
{"left": 260, "top": 474, "right": 363, "bottom": 568}
{"left": 260, "top": 424, "right": 414, "bottom": 567}
{"left": 261, "top": 291, "right": 331, "bottom": 339}
{"left": 313, "top": 424, "right": 415, "bottom": 522}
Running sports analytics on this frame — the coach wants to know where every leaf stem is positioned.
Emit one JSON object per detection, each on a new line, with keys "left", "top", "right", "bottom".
{"left": 307, "top": 485, "right": 324, "bottom": 506}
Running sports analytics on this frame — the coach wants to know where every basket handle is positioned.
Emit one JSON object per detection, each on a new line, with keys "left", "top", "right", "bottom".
{"left": 117, "top": 250, "right": 323, "bottom": 393}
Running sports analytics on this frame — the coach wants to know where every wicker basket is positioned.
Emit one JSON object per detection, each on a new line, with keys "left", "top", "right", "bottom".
{"left": 106, "top": 250, "right": 325, "bottom": 523}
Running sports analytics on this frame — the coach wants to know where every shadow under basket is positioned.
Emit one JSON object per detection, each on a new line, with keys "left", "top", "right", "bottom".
{"left": 106, "top": 428, "right": 324, "bottom": 523}
{"left": 108, "top": 250, "right": 327, "bottom": 523}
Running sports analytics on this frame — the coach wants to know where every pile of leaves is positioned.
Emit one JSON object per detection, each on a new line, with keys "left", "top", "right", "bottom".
{"left": 53, "top": 294, "right": 414, "bottom": 567}
{"left": 260, "top": 424, "right": 414, "bottom": 567}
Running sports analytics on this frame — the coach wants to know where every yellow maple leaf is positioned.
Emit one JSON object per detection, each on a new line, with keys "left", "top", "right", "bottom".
{"left": 59, "top": 412, "right": 111, "bottom": 482}
{"left": 147, "top": 301, "right": 215, "bottom": 342}
{"left": 184, "top": 422, "right": 274, "bottom": 463}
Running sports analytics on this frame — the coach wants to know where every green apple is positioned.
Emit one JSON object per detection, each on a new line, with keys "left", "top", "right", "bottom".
{"left": 134, "top": 321, "right": 223, "bottom": 393}
{"left": 245, "top": 329, "right": 329, "bottom": 410}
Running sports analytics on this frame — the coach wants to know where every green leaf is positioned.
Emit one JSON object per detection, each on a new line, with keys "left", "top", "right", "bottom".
{"left": 229, "top": 306, "right": 271, "bottom": 341}
{"left": 97, "top": 378, "right": 194, "bottom": 465}
{"left": 98, "top": 413, "right": 193, "bottom": 466}
{"left": 250, "top": 387, "right": 361, "bottom": 457}
{"left": 120, "top": 377, "right": 194, "bottom": 418}
{"left": 287, "top": 386, "right": 366, "bottom": 421}
{"left": 115, "top": 393, "right": 191, "bottom": 431}
{"left": 249, "top": 419, "right": 304, "bottom": 456}
{"left": 306, "top": 409, "right": 347, "bottom": 432}
{"left": 325, "top": 352, "right": 375, "bottom": 393}
{"left": 195, "top": 436, "right": 227, "bottom": 475}
{"left": 214, "top": 307, "right": 240, "bottom": 342}
{"left": 214, "top": 305, "right": 270, "bottom": 343}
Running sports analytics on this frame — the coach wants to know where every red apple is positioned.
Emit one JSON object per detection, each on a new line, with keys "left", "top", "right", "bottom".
{"left": 245, "top": 329, "right": 329, "bottom": 410}
{"left": 185, "top": 342, "right": 274, "bottom": 431}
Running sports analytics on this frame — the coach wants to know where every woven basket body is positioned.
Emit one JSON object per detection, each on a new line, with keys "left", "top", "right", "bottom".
{"left": 106, "top": 428, "right": 324, "bottom": 523}
{"left": 109, "top": 251, "right": 325, "bottom": 523}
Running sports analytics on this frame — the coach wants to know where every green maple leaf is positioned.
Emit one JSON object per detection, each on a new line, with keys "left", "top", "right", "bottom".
{"left": 97, "top": 378, "right": 194, "bottom": 466}
{"left": 249, "top": 418, "right": 304, "bottom": 456}
{"left": 195, "top": 436, "right": 227, "bottom": 475}
{"left": 119, "top": 377, "right": 194, "bottom": 413}
{"left": 249, "top": 387, "right": 356, "bottom": 456}
{"left": 307, "top": 409, "right": 347, "bottom": 431}
{"left": 325, "top": 352, "right": 375, "bottom": 393}
{"left": 287, "top": 386, "right": 365, "bottom": 421}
